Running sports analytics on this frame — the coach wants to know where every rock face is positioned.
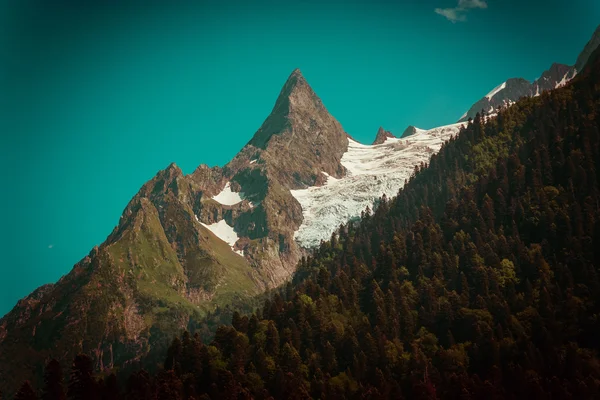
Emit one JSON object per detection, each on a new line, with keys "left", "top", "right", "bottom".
{"left": 459, "top": 24, "right": 600, "bottom": 122}
{"left": 400, "top": 125, "right": 418, "bottom": 138}
{"left": 0, "top": 69, "right": 350, "bottom": 396}
{"left": 459, "top": 78, "right": 531, "bottom": 122}
{"left": 532, "top": 63, "right": 575, "bottom": 93}
{"left": 575, "top": 25, "right": 600, "bottom": 72}
{"left": 372, "top": 127, "right": 396, "bottom": 145}
{"left": 221, "top": 68, "right": 349, "bottom": 286}
{"left": 240, "top": 68, "right": 349, "bottom": 188}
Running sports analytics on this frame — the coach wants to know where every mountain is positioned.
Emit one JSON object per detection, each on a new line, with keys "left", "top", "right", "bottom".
{"left": 1, "top": 69, "right": 468, "bottom": 397}
{"left": 138, "top": 44, "right": 600, "bottom": 399}
{"left": 14, "top": 42, "right": 600, "bottom": 400}
{"left": 5, "top": 66, "right": 466, "bottom": 397}
{"left": 459, "top": 24, "right": 600, "bottom": 122}
{"left": 3, "top": 27, "right": 599, "bottom": 399}
{"left": 0, "top": 68, "right": 350, "bottom": 396}
{"left": 0, "top": 162, "right": 260, "bottom": 396}
{"left": 371, "top": 127, "right": 396, "bottom": 145}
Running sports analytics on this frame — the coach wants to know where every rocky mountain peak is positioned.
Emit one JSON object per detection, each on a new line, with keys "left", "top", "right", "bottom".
{"left": 501, "top": 78, "right": 533, "bottom": 98}
{"left": 372, "top": 126, "right": 396, "bottom": 145}
{"left": 248, "top": 68, "right": 325, "bottom": 150}
{"left": 241, "top": 68, "right": 348, "bottom": 189}
{"left": 400, "top": 125, "right": 418, "bottom": 138}
{"left": 146, "top": 162, "right": 184, "bottom": 195}
{"left": 534, "top": 63, "right": 573, "bottom": 90}
{"left": 276, "top": 69, "right": 311, "bottom": 103}
{"left": 542, "top": 63, "right": 571, "bottom": 79}
{"left": 164, "top": 162, "right": 183, "bottom": 177}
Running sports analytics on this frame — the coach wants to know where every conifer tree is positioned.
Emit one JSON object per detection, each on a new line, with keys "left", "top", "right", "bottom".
{"left": 68, "top": 355, "right": 98, "bottom": 400}
{"left": 42, "top": 359, "right": 66, "bottom": 400}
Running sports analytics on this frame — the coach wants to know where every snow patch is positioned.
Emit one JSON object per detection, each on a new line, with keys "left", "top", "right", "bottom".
{"left": 291, "top": 122, "right": 465, "bottom": 248}
{"left": 321, "top": 172, "right": 339, "bottom": 182}
{"left": 485, "top": 82, "right": 506, "bottom": 100}
{"left": 197, "top": 217, "right": 243, "bottom": 255}
{"left": 212, "top": 182, "right": 253, "bottom": 206}
{"left": 555, "top": 71, "right": 572, "bottom": 89}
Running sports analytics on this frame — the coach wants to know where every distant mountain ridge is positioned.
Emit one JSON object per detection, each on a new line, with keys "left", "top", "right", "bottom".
{"left": 459, "top": 25, "right": 600, "bottom": 122}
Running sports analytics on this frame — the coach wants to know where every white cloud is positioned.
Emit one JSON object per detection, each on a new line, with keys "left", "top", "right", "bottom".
{"left": 48, "top": 244, "right": 54, "bottom": 249}
{"left": 435, "top": 0, "right": 488, "bottom": 23}
{"left": 458, "top": 0, "right": 488, "bottom": 9}
{"left": 434, "top": 8, "right": 467, "bottom": 23}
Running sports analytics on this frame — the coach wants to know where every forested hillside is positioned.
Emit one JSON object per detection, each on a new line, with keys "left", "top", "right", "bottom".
{"left": 7, "top": 50, "right": 600, "bottom": 400}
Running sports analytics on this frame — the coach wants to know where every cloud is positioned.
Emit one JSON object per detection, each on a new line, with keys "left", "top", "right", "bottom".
{"left": 435, "top": 0, "right": 488, "bottom": 23}
{"left": 458, "top": 0, "right": 488, "bottom": 9}
{"left": 434, "top": 8, "right": 467, "bottom": 23}
{"left": 48, "top": 244, "right": 54, "bottom": 249}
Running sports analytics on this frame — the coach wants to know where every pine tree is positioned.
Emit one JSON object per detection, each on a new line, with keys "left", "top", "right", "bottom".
{"left": 68, "top": 355, "right": 98, "bottom": 400}
{"left": 266, "top": 322, "right": 280, "bottom": 357}
{"left": 42, "top": 359, "right": 66, "bottom": 400}
{"left": 164, "top": 337, "right": 182, "bottom": 373}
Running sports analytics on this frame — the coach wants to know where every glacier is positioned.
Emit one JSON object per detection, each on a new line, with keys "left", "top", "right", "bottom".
{"left": 290, "top": 122, "right": 465, "bottom": 248}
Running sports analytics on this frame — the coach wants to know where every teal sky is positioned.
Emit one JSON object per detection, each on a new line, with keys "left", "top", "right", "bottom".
{"left": 0, "top": 0, "right": 598, "bottom": 316}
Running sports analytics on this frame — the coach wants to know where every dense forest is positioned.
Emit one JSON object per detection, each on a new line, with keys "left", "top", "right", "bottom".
{"left": 6, "top": 51, "right": 600, "bottom": 400}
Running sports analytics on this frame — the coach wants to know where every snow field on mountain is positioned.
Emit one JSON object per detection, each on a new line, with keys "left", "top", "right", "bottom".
{"left": 291, "top": 122, "right": 465, "bottom": 248}
{"left": 196, "top": 217, "right": 244, "bottom": 255}
{"left": 212, "top": 182, "right": 253, "bottom": 207}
